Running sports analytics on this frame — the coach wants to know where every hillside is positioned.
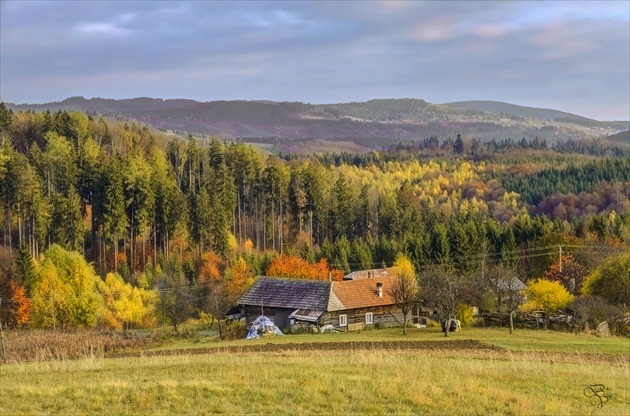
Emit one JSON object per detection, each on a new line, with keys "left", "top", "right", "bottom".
{"left": 442, "top": 100, "right": 629, "bottom": 130}
{"left": 603, "top": 130, "right": 630, "bottom": 147}
{"left": 6, "top": 97, "right": 628, "bottom": 152}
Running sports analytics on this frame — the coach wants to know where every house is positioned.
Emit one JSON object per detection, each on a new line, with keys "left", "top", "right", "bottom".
{"left": 238, "top": 278, "right": 331, "bottom": 330}
{"left": 238, "top": 274, "right": 408, "bottom": 332}
{"left": 490, "top": 276, "right": 527, "bottom": 311}
{"left": 493, "top": 276, "right": 526, "bottom": 292}
{"left": 343, "top": 267, "right": 395, "bottom": 281}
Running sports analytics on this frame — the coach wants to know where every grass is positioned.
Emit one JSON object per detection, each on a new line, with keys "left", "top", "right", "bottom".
{"left": 147, "top": 325, "right": 630, "bottom": 355}
{"left": 1, "top": 348, "right": 627, "bottom": 415}
{"left": 1, "top": 327, "right": 628, "bottom": 415}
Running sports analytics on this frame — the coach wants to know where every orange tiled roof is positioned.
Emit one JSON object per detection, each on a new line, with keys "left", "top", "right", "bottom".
{"left": 329, "top": 276, "right": 396, "bottom": 311}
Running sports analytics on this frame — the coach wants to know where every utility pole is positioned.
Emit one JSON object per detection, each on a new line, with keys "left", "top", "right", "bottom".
{"left": 0, "top": 298, "right": 7, "bottom": 363}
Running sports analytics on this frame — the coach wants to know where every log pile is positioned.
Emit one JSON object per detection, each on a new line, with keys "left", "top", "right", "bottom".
{"left": 483, "top": 310, "right": 630, "bottom": 337}
{"left": 481, "top": 310, "right": 576, "bottom": 330}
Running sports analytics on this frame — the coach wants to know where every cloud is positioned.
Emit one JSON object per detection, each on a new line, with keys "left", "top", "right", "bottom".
{"left": 1, "top": 1, "right": 628, "bottom": 120}
{"left": 75, "top": 22, "right": 132, "bottom": 37}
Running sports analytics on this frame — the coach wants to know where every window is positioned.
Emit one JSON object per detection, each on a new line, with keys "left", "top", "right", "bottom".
{"left": 365, "top": 312, "right": 373, "bottom": 325}
{"left": 339, "top": 314, "right": 347, "bottom": 327}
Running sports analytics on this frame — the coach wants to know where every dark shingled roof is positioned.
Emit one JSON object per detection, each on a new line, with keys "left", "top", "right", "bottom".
{"left": 238, "top": 277, "right": 332, "bottom": 310}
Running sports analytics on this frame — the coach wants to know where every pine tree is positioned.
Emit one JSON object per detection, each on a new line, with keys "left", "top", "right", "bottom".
{"left": 102, "top": 157, "right": 127, "bottom": 271}
{"left": 15, "top": 242, "right": 36, "bottom": 292}
{"left": 500, "top": 228, "right": 518, "bottom": 271}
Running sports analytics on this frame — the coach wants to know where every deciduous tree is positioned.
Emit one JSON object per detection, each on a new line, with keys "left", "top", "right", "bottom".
{"left": 543, "top": 252, "right": 587, "bottom": 294}
{"left": 30, "top": 245, "right": 101, "bottom": 329}
{"left": 8, "top": 281, "right": 31, "bottom": 328}
{"left": 389, "top": 253, "right": 420, "bottom": 335}
{"left": 98, "top": 272, "right": 156, "bottom": 330}
{"left": 582, "top": 252, "right": 629, "bottom": 306}
{"left": 155, "top": 273, "right": 194, "bottom": 334}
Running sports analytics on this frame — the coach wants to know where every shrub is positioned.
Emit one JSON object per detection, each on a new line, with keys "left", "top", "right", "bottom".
{"left": 572, "top": 296, "right": 622, "bottom": 329}
{"left": 609, "top": 313, "right": 630, "bottom": 337}
{"left": 521, "top": 279, "right": 574, "bottom": 314}
{"left": 424, "top": 319, "right": 440, "bottom": 328}
{"left": 455, "top": 303, "right": 474, "bottom": 327}
{"left": 221, "top": 320, "right": 247, "bottom": 340}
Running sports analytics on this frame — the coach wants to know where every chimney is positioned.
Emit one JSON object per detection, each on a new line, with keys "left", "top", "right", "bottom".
{"left": 376, "top": 282, "right": 383, "bottom": 298}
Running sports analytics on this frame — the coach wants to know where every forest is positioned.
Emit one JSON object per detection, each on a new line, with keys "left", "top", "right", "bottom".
{"left": 0, "top": 102, "right": 628, "bottom": 332}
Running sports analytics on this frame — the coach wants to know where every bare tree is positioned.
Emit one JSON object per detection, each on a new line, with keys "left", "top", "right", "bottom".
{"left": 207, "top": 285, "right": 232, "bottom": 338}
{"left": 420, "top": 267, "right": 462, "bottom": 337}
{"left": 487, "top": 265, "right": 525, "bottom": 334}
{"left": 156, "top": 276, "right": 195, "bottom": 334}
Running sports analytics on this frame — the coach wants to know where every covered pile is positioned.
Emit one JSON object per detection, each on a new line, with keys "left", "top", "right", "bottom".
{"left": 245, "top": 315, "right": 284, "bottom": 339}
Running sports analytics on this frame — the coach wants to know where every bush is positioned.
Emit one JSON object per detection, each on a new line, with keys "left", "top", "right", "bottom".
{"left": 521, "top": 279, "right": 574, "bottom": 314}
{"left": 423, "top": 318, "right": 440, "bottom": 328}
{"left": 221, "top": 320, "right": 247, "bottom": 340}
{"left": 572, "top": 296, "right": 622, "bottom": 330}
{"left": 609, "top": 313, "right": 630, "bottom": 337}
{"left": 455, "top": 303, "right": 474, "bottom": 327}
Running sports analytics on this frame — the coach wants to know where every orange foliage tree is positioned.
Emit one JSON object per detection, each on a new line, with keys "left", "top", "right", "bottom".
{"left": 197, "top": 251, "right": 225, "bottom": 312}
{"left": 9, "top": 281, "right": 31, "bottom": 328}
{"left": 266, "top": 255, "right": 344, "bottom": 281}
{"left": 198, "top": 251, "right": 222, "bottom": 286}
{"left": 543, "top": 252, "right": 587, "bottom": 294}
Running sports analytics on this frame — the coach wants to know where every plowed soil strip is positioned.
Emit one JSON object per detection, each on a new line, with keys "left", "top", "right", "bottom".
{"left": 108, "top": 339, "right": 505, "bottom": 358}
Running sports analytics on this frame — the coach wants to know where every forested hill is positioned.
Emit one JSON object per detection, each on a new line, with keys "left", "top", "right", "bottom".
{"left": 0, "top": 104, "right": 629, "bottom": 331}
{"left": 6, "top": 97, "right": 627, "bottom": 153}
{"left": 442, "top": 101, "right": 628, "bottom": 128}
{"left": 603, "top": 130, "right": 630, "bottom": 147}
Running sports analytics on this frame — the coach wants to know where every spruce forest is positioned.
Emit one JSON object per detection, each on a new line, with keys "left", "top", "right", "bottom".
{"left": 0, "top": 102, "right": 629, "bottom": 331}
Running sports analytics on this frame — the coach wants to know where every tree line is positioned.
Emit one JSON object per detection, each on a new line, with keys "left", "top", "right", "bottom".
{"left": 0, "top": 103, "right": 628, "bottom": 331}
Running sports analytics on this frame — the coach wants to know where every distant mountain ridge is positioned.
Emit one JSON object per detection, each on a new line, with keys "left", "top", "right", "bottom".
{"left": 6, "top": 97, "right": 628, "bottom": 151}
{"left": 442, "top": 100, "right": 627, "bottom": 129}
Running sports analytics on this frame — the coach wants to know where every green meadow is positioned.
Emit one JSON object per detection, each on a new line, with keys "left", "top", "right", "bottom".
{"left": 2, "top": 327, "right": 628, "bottom": 415}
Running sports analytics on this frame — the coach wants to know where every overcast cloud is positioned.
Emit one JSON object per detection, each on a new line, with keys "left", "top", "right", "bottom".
{"left": 1, "top": 1, "right": 628, "bottom": 120}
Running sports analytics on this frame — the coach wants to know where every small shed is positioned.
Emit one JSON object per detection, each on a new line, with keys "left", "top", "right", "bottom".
{"left": 238, "top": 277, "right": 330, "bottom": 330}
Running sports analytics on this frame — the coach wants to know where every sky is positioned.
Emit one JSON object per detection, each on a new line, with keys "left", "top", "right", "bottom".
{"left": 1, "top": 1, "right": 629, "bottom": 120}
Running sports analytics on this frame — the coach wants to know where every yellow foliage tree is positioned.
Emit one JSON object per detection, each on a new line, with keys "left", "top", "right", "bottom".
{"left": 98, "top": 272, "right": 157, "bottom": 330}
{"left": 390, "top": 253, "right": 420, "bottom": 335}
{"left": 30, "top": 260, "right": 72, "bottom": 329}
{"left": 582, "top": 252, "right": 630, "bottom": 306}
{"left": 224, "top": 257, "right": 255, "bottom": 304}
{"left": 521, "top": 279, "right": 574, "bottom": 314}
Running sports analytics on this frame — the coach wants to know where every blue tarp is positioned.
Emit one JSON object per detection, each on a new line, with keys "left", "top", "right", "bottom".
{"left": 246, "top": 315, "right": 284, "bottom": 339}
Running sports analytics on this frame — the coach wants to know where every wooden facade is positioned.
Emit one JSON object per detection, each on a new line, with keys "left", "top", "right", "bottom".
{"left": 320, "top": 306, "right": 405, "bottom": 331}
{"left": 238, "top": 275, "right": 412, "bottom": 332}
{"left": 242, "top": 305, "right": 296, "bottom": 331}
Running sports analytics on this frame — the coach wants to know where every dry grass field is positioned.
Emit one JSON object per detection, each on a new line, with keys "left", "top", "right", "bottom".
{"left": 1, "top": 327, "right": 628, "bottom": 415}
